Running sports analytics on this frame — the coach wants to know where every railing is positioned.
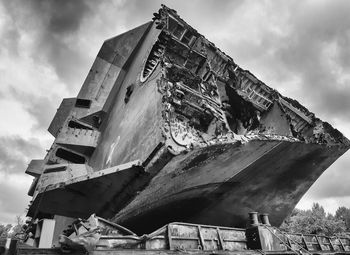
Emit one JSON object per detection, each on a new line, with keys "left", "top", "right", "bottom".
{"left": 279, "top": 98, "right": 313, "bottom": 124}
{"left": 268, "top": 226, "right": 350, "bottom": 253}
{"left": 247, "top": 90, "right": 273, "bottom": 110}
{"left": 95, "top": 222, "right": 248, "bottom": 251}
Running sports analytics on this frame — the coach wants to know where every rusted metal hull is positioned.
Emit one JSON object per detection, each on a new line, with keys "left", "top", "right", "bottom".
{"left": 27, "top": 161, "right": 144, "bottom": 219}
{"left": 24, "top": 5, "right": 350, "bottom": 244}
{"left": 113, "top": 140, "right": 346, "bottom": 234}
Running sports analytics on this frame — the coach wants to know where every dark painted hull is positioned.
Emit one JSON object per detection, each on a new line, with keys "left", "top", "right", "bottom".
{"left": 113, "top": 139, "right": 346, "bottom": 234}
{"left": 24, "top": 7, "right": 350, "bottom": 242}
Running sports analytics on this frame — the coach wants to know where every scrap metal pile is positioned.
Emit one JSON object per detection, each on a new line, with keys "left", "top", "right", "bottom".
{"left": 24, "top": 213, "right": 350, "bottom": 254}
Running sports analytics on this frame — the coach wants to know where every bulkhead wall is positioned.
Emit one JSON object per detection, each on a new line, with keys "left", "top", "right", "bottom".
{"left": 88, "top": 23, "right": 165, "bottom": 171}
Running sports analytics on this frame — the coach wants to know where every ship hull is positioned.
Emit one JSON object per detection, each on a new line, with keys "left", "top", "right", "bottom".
{"left": 24, "top": 7, "right": 350, "bottom": 241}
{"left": 113, "top": 139, "right": 346, "bottom": 234}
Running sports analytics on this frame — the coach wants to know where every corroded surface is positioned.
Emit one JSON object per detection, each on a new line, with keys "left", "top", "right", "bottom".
{"left": 25, "top": 5, "right": 349, "bottom": 236}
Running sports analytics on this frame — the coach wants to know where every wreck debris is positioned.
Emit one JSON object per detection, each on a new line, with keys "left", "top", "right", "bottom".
{"left": 58, "top": 214, "right": 249, "bottom": 252}
{"left": 49, "top": 213, "right": 350, "bottom": 253}
{"left": 6, "top": 213, "right": 350, "bottom": 254}
{"left": 59, "top": 214, "right": 136, "bottom": 252}
{"left": 23, "top": 4, "right": 349, "bottom": 246}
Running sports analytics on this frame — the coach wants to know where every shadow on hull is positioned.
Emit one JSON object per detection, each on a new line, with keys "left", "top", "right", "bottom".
{"left": 115, "top": 140, "right": 346, "bottom": 234}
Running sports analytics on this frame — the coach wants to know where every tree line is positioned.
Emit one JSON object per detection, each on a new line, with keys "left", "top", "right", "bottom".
{"left": 0, "top": 216, "right": 23, "bottom": 239}
{"left": 280, "top": 203, "right": 350, "bottom": 236}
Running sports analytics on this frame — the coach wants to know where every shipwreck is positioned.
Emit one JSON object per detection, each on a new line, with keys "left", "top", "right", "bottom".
{"left": 24, "top": 4, "right": 349, "bottom": 247}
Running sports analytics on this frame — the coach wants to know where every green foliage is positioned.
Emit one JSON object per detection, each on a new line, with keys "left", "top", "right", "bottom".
{"left": 280, "top": 203, "right": 347, "bottom": 236}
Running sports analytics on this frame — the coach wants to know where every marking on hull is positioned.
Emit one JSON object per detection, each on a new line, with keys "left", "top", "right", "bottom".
{"left": 106, "top": 136, "right": 120, "bottom": 167}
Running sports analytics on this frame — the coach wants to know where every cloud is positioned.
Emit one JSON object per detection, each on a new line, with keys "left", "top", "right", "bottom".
{"left": 0, "top": 173, "right": 32, "bottom": 224}
{"left": 300, "top": 153, "right": 350, "bottom": 200}
{"left": 274, "top": 0, "right": 350, "bottom": 120}
{"left": 0, "top": 136, "right": 43, "bottom": 174}
{"left": 1, "top": 0, "right": 92, "bottom": 91}
{"left": 0, "top": 26, "right": 20, "bottom": 56}
{"left": 227, "top": 0, "right": 350, "bottom": 125}
{"left": 8, "top": 87, "right": 57, "bottom": 132}
{"left": 0, "top": 135, "right": 45, "bottom": 223}
{"left": 0, "top": 3, "right": 20, "bottom": 56}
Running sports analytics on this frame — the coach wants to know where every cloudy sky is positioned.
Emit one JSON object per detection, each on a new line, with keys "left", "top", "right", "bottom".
{"left": 0, "top": 0, "right": 350, "bottom": 224}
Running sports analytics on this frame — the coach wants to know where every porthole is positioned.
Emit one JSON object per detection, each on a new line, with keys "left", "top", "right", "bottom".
{"left": 140, "top": 41, "right": 164, "bottom": 82}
